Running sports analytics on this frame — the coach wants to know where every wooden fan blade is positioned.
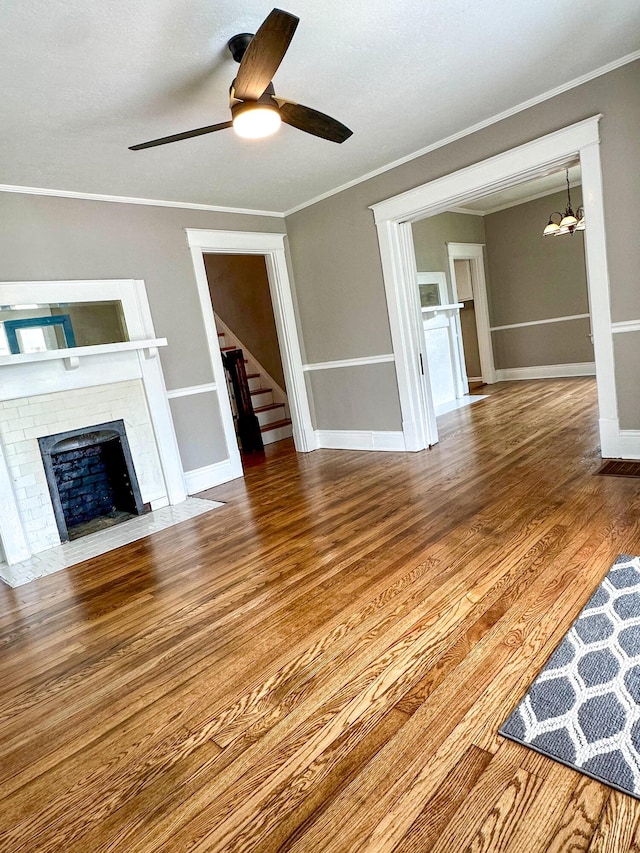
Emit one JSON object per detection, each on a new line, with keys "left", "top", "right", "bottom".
{"left": 233, "top": 9, "right": 299, "bottom": 101}
{"left": 279, "top": 102, "right": 352, "bottom": 143}
{"left": 129, "top": 121, "right": 232, "bottom": 150}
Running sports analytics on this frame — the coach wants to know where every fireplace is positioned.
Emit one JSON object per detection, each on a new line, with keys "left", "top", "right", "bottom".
{"left": 38, "top": 420, "right": 146, "bottom": 542}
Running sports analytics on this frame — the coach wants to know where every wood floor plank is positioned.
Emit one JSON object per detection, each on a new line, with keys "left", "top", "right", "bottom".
{"left": 392, "top": 744, "right": 493, "bottom": 853}
{"left": 545, "top": 776, "right": 610, "bottom": 853}
{"left": 587, "top": 791, "right": 639, "bottom": 852}
{"left": 2, "top": 378, "right": 640, "bottom": 852}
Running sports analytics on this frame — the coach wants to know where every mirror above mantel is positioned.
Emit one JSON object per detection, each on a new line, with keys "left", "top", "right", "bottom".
{"left": 0, "top": 300, "right": 129, "bottom": 356}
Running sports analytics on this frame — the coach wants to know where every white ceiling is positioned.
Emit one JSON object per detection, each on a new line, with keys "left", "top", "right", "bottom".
{"left": 2, "top": 1, "right": 639, "bottom": 214}
{"left": 456, "top": 165, "right": 582, "bottom": 215}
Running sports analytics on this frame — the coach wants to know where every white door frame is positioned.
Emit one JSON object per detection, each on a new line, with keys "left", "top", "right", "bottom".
{"left": 447, "top": 243, "right": 496, "bottom": 385}
{"left": 371, "top": 115, "right": 616, "bottom": 454}
{"left": 185, "top": 230, "right": 315, "bottom": 477}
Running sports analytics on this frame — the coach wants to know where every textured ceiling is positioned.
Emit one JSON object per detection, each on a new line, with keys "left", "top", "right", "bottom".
{"left": 459, "top": 165, "right": 582, "bottom": 214}
{"left": 2, "top": 1, "right": 639, "bottom": 213}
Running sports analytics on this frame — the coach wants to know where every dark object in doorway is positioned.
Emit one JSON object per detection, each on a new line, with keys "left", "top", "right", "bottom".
{"left": 595, "top": 459, "right": 640, "bottom": 478}
{"left": 223, "top": 348, "right": 264, "bottom": 454}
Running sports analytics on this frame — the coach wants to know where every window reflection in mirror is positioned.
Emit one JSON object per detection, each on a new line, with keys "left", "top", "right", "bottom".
{"left": 0, "top": 302, "right": 129, "bottom": 355}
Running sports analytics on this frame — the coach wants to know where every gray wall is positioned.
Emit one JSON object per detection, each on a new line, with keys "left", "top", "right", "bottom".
{"left": 412, "top": 212, "right": 486, "bottom": 295}
{"left": 285, "top": 60, "right": 640, "bottom": 432}
{"left": 484, "top": 187, "right": 593, "bottom": 369}
{"left": 0, "top": 192, "right": 283, "bottom": 470}
{"left": 204, "top": 253, "right": 286, "bottom": 390}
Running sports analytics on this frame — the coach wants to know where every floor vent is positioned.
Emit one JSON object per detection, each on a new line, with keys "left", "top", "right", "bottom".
{"left": 595, "top": 459, "right": 640, "bottom": 478}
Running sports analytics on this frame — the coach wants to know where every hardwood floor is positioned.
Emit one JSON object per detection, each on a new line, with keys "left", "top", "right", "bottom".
{"left": 2, "top": 377, "right": 640, "bottom": 852}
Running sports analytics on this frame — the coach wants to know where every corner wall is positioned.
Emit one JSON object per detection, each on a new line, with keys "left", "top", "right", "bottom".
{"left": 285, "top": 60, "right": 640, "bottom": 442}
{"left": 0, "top": 193, "right": 284, "bottom": 478}
{"left": 484, "top": 187, "right": 594, "bottom": 374}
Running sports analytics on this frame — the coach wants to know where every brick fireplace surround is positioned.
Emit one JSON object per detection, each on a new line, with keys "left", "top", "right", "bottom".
{"left": 0, "top": 279, "right": 190, "bottom": 587}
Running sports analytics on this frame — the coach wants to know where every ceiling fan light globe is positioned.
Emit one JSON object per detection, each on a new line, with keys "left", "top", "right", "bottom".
{"left": 232, "top": 104, "right": 281, "bottom": 139}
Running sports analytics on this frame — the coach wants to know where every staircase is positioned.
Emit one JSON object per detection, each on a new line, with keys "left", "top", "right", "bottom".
{"left": 216, "top": 319, "right": 293, "bottom": 447}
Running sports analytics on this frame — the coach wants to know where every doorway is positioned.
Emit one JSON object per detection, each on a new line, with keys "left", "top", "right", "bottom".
{"left": 203, "top": 252, "right": 293, "bottom": 463}
{"left": 186, "top": 229, "right": 315, "bottom": 485}
{"left": 372, "top": 116, "right": 615, "bottom": 454}
{"left": 447, "top": 242, "right": 495, "bottom": 387}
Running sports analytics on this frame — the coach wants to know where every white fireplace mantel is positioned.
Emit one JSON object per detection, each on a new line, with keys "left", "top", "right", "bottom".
{"left": 0, "top": 280, "right": 187, "bottom": 578}
{"left": 0, "top": 338, "right": 167, "bottom": 370}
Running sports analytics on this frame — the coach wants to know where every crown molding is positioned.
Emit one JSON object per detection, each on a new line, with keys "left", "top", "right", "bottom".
{"left": 1, "top": 51, "right": 638, "bottom": 219}
{"left": 283, "top": 49, "right": 640, "bottom": 218}
{"left": 0, "top": 183, "right": 285, "bottom": 218}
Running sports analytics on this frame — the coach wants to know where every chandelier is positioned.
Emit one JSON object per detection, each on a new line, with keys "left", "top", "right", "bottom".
{"left": 543, "top": 169, "right": 585, "bottom": 236}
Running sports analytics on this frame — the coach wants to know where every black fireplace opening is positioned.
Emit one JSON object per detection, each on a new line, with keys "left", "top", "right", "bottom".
{"left": 39, "top": 420, "right": 147, "bottom": 542}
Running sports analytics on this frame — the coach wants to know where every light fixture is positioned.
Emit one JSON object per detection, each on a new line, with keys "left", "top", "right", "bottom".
{"left": 543, "top": 169, "right": 585, "bottom": 236}
{"left": 231, "top": 101, "right": 281, "bottom": 139}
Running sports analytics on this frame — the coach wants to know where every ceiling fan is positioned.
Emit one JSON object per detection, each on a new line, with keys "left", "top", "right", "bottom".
{"left": 129, "top": 8, "right": 353, "bottom": 151}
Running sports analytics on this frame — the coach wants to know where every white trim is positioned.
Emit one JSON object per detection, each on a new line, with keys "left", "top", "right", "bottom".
{"left": 187, "top": 247, "right": 244, "bottom": 483}
{"left": 600, "top": 421, "right": 640, "bottom": 460}
{"left": 184, "top": 459, "right": 242, "bottom": 493}
{"left": 611, "top": 320, "right": 640, "bottom": 335}
{"left": 372, "top": 116, "right": 614, "bottom": 456}
{"left": 284, "top": 51, "right": 640, "bottom": 217}
{"left": 314, "top": 430, "right": 406, "bottom": 452}
{"left": 166, "top": 382, "right": 217, "bottom": 399}
{"left": 303, "top": 354, "right": 395, "bottom": 372}
{"left": 448, "top": 207, "right": 486, "bottom": 217}
{"left": 185, "top": 229, "right": 316, "bottom": 455}
{"left": 376, "top": 220, "right": 439, "bottom": 451}
{"left": 371, "top": 116, "right": 603, "bottom": 224}
{"left": 0, "top": 337, "right": 166, "bottom": 367}
{"left": 491, "top": 313, "right": 591, "bottom": 332}
{"left": 0, "top": 440, "right": 31, "bottom": 564}
{"left": 0, "top": 184, "right": 284, "bottom": 218}
{"left": 495, "top": 362, "right": 596, "bottom": 381}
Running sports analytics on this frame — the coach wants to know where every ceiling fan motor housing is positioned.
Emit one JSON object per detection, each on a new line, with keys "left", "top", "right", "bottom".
{"left": 228, "top": 33, "right": 254, "bottom": 63}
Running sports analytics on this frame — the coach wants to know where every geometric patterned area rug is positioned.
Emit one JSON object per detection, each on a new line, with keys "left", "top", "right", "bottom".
{"left": 500, "top": 555, "right": 640, "bottom": 799}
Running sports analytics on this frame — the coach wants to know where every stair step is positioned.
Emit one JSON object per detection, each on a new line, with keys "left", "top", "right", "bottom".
{"left": 253, "top": 402, "right": 284, "bottom": 414}
{"left": 260, "top": 417, "right": 292, "bottom": 433}
{"left": 217, "top": 332, "right": 224, "bottom": 337}
{"left": 220, "top": 345, "right": 238, "bottom": 352}
{"left": 249, "top": 387, "right": 272, "bottom": 396}
{"left": 246, "top": 373, "right": 260, "bottom": 379}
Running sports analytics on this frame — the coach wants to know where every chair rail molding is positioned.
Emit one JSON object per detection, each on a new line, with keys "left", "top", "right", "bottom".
{"left": 303, "top": 354, "right": 395, "bottom": 372}
{"left": 369, "top": 115, "right": 624, "bottom": 457}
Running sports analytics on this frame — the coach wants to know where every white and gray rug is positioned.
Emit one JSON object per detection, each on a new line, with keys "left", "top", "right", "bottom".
{"left": 500, "top": 554, "right": 640, "bottom": 798}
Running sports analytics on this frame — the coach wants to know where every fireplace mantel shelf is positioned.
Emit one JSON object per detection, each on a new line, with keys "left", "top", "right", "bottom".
{"left": 0, "top": 338, "right": 168, "bottom": 370}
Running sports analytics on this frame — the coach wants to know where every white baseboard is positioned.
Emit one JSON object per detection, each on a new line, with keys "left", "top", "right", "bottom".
{"left": 599, "top": 418, "right": 640, "bottom": 460}
{"left": 150, "top": 496, "right": 170, "bottom": 511}
{"left": 314, "top": 429, "right": 406, "bottom": 452}
{"left": 494, "top": 362, "right": 596, "bottom": 381}
{"left": 184, "top": 458, "right": 243, "bottom": 493}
